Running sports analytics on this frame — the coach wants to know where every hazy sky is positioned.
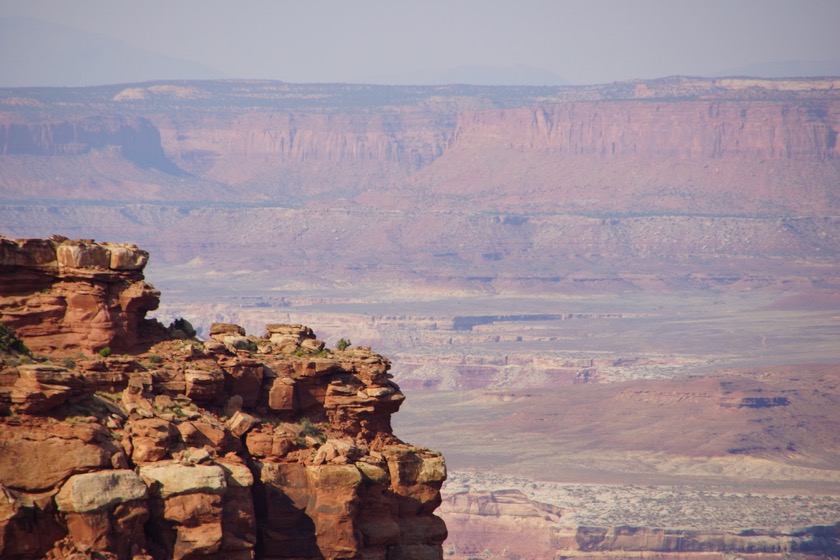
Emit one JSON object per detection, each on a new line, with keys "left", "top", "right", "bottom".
{"left": 2, "top": 0, "right": 840, "bottom": 85}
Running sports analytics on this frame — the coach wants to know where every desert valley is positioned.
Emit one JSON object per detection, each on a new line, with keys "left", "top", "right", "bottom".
{"left": 2, "top": 76, "right": 840, "bottom": 558}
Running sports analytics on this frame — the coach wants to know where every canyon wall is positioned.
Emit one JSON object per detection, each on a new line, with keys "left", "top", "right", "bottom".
{"left": 440, "top": 489, "right": 840, "bottom": 559}
{"left": 1, "top": 78, "right": 839, "bottom": 215}
{"left": 0, "top": 236, "right": 447, "bottom": 560}
{"left": 2, "top": 79, "right": 840, "bottom": 283}
{"left": 0, "top": 116, "right": 179, "bottom": 172}
{"left": 450, "top": 101, "right": 840, "bottom": 159}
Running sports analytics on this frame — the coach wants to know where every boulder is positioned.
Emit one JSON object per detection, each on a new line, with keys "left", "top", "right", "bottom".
{"left": 184, "top": 369, "right": 225, "bottom": 402}
{"left": 268, "top": 378, "right": 296, "bottom": 412}
{"left": 266, "top": 324, "right": 315, "bottom": 345}
{"left": 129, "top": 418, "right": 177, "bottom": 464}
{"left": 300, "top": 338, "right": 326, "bottom": 352}
{"left": 244, "top": 431, "right": 272, "bottom": 458}
{"left": 203, "top": 339, "right": 228, "bottom": 355}
{"left": 209, "top": 323, "right": 246, "bottom": 340}
{"left": 139, "top": 462, "right": 227, "bottom": 498}
{"left": 55, "top": 469, "right": 148, "bottom": 513}
{"left": 61, "top": 499, "right": 150, "bottom": 559}
{"left": 176, "top": 420, "right": 230, "bottom": 452}
{"left": 161, "top": 492, "right": 224, "bottom": 560}
{"left": 0, "top": 421, "right": 114, "bottom": 492}
{"left": 56, "top": 242, "right": 110, "bottom": 270}
{"left": 140, "top": 462, "right": 231, "bottom": 559}
{"left": 223, "top": 335, "right": 257, "bottom": 353}
{"left": 55, "top": 470, "right": 149, "bottom": 558}
{"left": 225, "top": 410, "right": 258, "bottom": 438}
{"left": 305, "top": 464, "right": 364, "bottom": 558}
{"left": 418, "top": 455, "right": 447, "bottom": 484}
{"left": 106, "top": 244, "right": 148, "bottom": 270}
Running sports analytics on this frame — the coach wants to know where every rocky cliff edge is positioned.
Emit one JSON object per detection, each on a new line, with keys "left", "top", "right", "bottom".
{"left": 0, "top": 236, "right": 447, "bottom": 560}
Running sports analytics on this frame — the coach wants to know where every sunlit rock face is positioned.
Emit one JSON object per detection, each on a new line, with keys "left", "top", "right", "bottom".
{"left": 0, "top": 236, "right": 161, "bottom": 355}
{"left": 0, "top": 236, "right": 447, "bottom": 560}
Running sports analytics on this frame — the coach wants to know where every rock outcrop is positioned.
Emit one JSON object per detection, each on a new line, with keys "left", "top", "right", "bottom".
{"left": 0, "top": 236, "right": 162, "bottom": 355}
{"left": 0, "top": 236, "right": 447, "bottom": 560}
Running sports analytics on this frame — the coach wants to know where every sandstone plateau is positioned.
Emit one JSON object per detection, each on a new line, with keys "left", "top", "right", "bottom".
{"left": 1, "top": 77, "right": 839, "bottom": 296}
{"left": 0, "top": 236, "right": 447, "bottom": 559}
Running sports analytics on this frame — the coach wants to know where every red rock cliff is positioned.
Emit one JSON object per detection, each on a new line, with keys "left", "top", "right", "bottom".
{"left": 450, "top": 101, "right": 840, "bottom": 159}
{"left": 0, "top": 116, "right": 178, "bottom": 171}
{"left": 0, "top": 236, "right": 447, "bottom": 560}
{"left": 0, "top": 236, "right": 161, "bottom": 355}
{"left": 3, "top": 78, "right": 839, "bottom": 215}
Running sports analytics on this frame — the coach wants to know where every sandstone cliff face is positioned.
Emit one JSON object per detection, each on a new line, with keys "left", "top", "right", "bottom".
{"left": 0, "top": 237, "right": 447, "bottom": 560}
{"left": 2, "top": 78, "right": 839, "bottom": 215}
{"left": 151, "top": 93, "right": 840, "bottom": 211}
{"left": 0, "top": 116, "right": 179, "bottom": 172}
{"left": 158, "top": 110, "right": 451, "bottom": 170}
{"left": 450, "top": 101, "right": 840, "bottom": 160}
{"left": 0, "top": 236, "right": 161, "bottom": 355}
{"left": 409, "top": 98, "right": 840, "bottom": 215}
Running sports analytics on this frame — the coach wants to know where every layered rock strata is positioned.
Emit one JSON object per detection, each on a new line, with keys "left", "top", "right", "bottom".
{"left": 2, "top": 78, "right": 839, "bottom": 216}
{"left": 0, "top": 236, "right": 162, "bottom": 355}
{"left": 441, "top": 489, "right": 840, "bottom": 559}
{"left": 0, "top": 236, "right": 447, "bottom": 560}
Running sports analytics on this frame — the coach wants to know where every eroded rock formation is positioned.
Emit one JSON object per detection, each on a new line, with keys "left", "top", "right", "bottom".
{"left": 0, "top": 116, "right": 179, "bottom": 172}
{"left": 2, "top": 78, "right": 839, "bottom": 215}
{"left": 0, "top": 235, "right": 162, "bottom": 355}
{"left": 0, "top": 236, "right": 447, "bottom": 560}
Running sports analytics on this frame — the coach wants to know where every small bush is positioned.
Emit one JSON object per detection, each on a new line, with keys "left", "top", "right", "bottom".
{"left": 299, "top": 417, "right": 319, "bottom": 436}
{"left": 147, "top": 354, "right": 163, "bottom": 364}
{"left": 169, "top": 318, "right": 196, "bottom": 338}
{"left": 61, "top": 357, "right": 76, "bottom": 369}
{"left": 336, "top": 338, "right": 352, "bottom": 351}
{"left": 98, "top": 346, "right": 112, "bottom": 358}
{"left": 297, "top": 417, "right": 326, "bottom": 444}
{"left": 0, "top": 323, "right": 30, "bottom": 356}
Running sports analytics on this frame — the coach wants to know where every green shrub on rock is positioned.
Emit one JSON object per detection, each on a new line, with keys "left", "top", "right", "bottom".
{"left": 336, "top": 338, "right": 352, "bottom": 351}
{"left": 0, "top": 323, "right": 30, "bottom": 356}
